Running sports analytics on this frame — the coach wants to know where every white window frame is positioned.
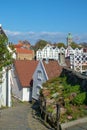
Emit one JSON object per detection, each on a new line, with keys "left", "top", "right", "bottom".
{"left": 36, "top": 85, "right": 41, "bottom": 95}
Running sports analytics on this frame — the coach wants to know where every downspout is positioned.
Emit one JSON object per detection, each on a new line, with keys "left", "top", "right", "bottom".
{"left": 6, "top": 68, "right": 8, "bottom": 106}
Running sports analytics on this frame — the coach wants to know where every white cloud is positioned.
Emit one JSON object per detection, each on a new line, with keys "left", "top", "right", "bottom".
{"left": 4, "top": 30, "right": 87, "bottom": 45}
{"left": 5, "top": 30, "right": 22, "bottom": 36}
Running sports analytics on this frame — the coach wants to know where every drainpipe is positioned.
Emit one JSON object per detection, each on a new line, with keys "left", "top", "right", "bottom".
{"left": 6, "top": 68, "right": 8, "bottom": 106}
{"left": 6, "top": 66, "right": 11, "bottom": 107}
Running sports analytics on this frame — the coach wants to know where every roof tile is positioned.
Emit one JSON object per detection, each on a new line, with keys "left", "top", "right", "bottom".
{"left": 14, "top": 60, "right": 38, "bottom": 87}
{"left": 43, "top": 61, "right": 62, "bottom": 79}
{"left": 16, "top": 48, "right": 33, "bottom": 54}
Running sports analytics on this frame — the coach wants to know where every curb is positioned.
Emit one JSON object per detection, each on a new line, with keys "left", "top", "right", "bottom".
{"left": 61, "top": 117, "right": 87, "bottom": 130}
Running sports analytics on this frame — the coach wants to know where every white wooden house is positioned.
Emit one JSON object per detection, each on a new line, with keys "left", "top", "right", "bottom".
{"left": 0, "top": 68, "right": 12, "bottom": 107}
{"left": 11, "top": 60, "right": 38, "bottom": 101}
{"left": 32, "top": 60, "right": 62, "bottom": 100}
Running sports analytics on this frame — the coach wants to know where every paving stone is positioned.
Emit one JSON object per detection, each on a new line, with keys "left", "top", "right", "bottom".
{"left": 0, "top": 97, "right": 49, "bottom": 130}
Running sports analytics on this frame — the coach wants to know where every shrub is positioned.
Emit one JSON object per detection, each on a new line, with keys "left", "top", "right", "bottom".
{"left": 69, "top": 85, "right": 80, "bottom": 93}
{"left": 65, "top": 105, "right": 73, "bottom": 115}
{"left": 72, "top": 92, "right": 87, "bottom": 105}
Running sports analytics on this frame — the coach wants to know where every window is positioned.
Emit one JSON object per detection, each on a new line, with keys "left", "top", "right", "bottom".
{"left": 36, "top": 86, "right": 41, "bottom": 95}
{"left": 37, "top": 70, "right": 42, "bottom": 80}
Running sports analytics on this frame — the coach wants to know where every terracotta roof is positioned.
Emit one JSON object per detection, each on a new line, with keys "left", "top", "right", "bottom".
{"left": 16, "top": 48, "right": 33, "bottom": 54}
{"left": 43, "top": 61, "right": 62, "bottom": 79}
{"left": 14, "top": 44, "right": 23, "bottom": 48}
{"left": 14, "top": 60, "right": 38, "bottom": 87}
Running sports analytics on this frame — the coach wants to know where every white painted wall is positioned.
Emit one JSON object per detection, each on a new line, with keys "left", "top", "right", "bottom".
{"left": 11, "top": 69, "right": 23, "bottom": 101}
{"left": 0, "top": 69, "right": 6, "bottom": 107}
{"left": 11, "top": 68, "right": 32, "bottom": 102}
{"left": 36, "top": 44, "right": 64, "bottom": 61}
{"left": 23, "top": 87, "right": 32, "bottom": 101}
{"left": 0, "top": 68, "right": 12, "bottom": 108}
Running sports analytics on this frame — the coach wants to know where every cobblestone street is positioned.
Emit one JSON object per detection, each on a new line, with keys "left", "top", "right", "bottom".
{"left": 1, "top": 97, "right": 87, "bottom": 130}
{"left": 0, "top": 97, "right": 50, "bottom": 130}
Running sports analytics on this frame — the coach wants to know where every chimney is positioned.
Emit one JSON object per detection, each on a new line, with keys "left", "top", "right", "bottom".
{"left": 45, "top": 58, "right": 49, "bottom": 64}
{"left": 59, "top": 53, "right": 65, "bottom": 65}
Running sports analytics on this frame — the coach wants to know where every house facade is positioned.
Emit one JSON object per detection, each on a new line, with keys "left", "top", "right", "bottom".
{"left": 16, "top": 48, "right": 34, "bottom": 60}
{"left": 11, "top": 59, "right": 62, "bottom": 102}
{"left": 32, "top": 61, "right": 48, "bottom": 100}
{"left": 36, "top": 44, "right": 87, "bottom": 72}
{"left": 36, "top": 44, "right": 60, "bottom": 61}
{"left": 36, "top": 44, "right": 83, "bottom": 61}
{"left": 13, "top": 41, "right": 35, "bottom": 60}
{"left": 11, "top": 60, "right": 38, "bottom": 101}
{"left": 0, "top": 68, "right": 12, "bottom": 107}
{"left": 0, "top": 24, "right": 12, "bottom": 108}
{"left": 32, "top": 60, "right": 62, "bottom": 100}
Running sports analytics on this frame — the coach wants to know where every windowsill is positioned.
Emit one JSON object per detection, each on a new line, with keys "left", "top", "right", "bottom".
{"left": 37, "top": 77, "right": 42, "bottom": 81}
{"left": 37, "top": 93, "right": 40, "bottom": 96}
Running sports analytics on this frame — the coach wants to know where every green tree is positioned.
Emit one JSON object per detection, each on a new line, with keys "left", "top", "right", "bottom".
{"left": 34, "top": 39, "right": 48, "bottom": 52}
{"left": 0, "top": 34, "right": 12, "bottom": 70}
{"left": 56, "top": 42, "right": 66, "bottom": 48}
{"left": 70, "top": 42, "right": 80, "bottom": 49}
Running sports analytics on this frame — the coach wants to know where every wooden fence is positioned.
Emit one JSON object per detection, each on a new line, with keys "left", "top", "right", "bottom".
{"left": 39, "top": 96, "right": 61, "bottom": 130}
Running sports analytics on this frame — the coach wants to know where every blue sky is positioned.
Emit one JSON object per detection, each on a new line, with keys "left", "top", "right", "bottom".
{"left": 0, "top": 0, "right": 87, "bottom": 44}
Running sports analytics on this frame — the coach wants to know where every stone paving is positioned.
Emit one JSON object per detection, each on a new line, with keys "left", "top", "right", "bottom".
{"left": 1, "top": 97, "right": 87, "bottom": 130}
{"left": 0, "top": 103, "right": 30, "bottom": 130}
{"left": 0, "top": 98, "right": 50, "bottom": 130}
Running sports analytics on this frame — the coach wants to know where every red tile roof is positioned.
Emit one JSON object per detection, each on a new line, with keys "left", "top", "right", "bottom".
{"left": 14, "top": 60, "right": 38, "bottom": 87}
{"left": 14, "top": 44, "right": 23, "bottom": 48}
{"left": 16, "top": 48, "right": 33, "bottom": 54}
{"left": 43, "top": 61, "right": 62, "bottom": 79}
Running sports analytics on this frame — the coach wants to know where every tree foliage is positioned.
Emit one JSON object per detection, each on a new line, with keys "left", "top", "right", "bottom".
{"left": 56, "top": 42, "right": 66, "bottom": 48}
{"left": 70, "top": 42, "right": 80, "bottom": 49}
{"left": 0, "top": 35, "right": 12, "bottom": 70}
{"left": 33, "top": 39, "right": 48, "bottom": 52}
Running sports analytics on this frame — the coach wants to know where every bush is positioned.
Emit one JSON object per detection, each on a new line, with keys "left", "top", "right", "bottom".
{"left": 65, "top": 105, "right": 73, "bottom": 115}
{"left": 72, "top": 92, "right": 87, "bottom": 105}
{"left": 69, "top": 85, "right": 80, "bottom": 93}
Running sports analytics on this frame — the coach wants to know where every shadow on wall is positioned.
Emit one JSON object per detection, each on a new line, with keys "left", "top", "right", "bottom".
{"left": 60, "top": 68, "right": 87, "bottom": 106}
{"left": 29, "top": 79, "right": 33, "bottom": 102}
{"left": 60, "top": 68, "right": 87, "bottom": 91}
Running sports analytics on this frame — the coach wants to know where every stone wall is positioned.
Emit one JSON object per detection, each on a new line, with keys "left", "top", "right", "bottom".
{"left": 17, "top": 53, "right": 34, "bottom": 60}
{"left": 60, "top": 68, "right": 87, "bottom": 91}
